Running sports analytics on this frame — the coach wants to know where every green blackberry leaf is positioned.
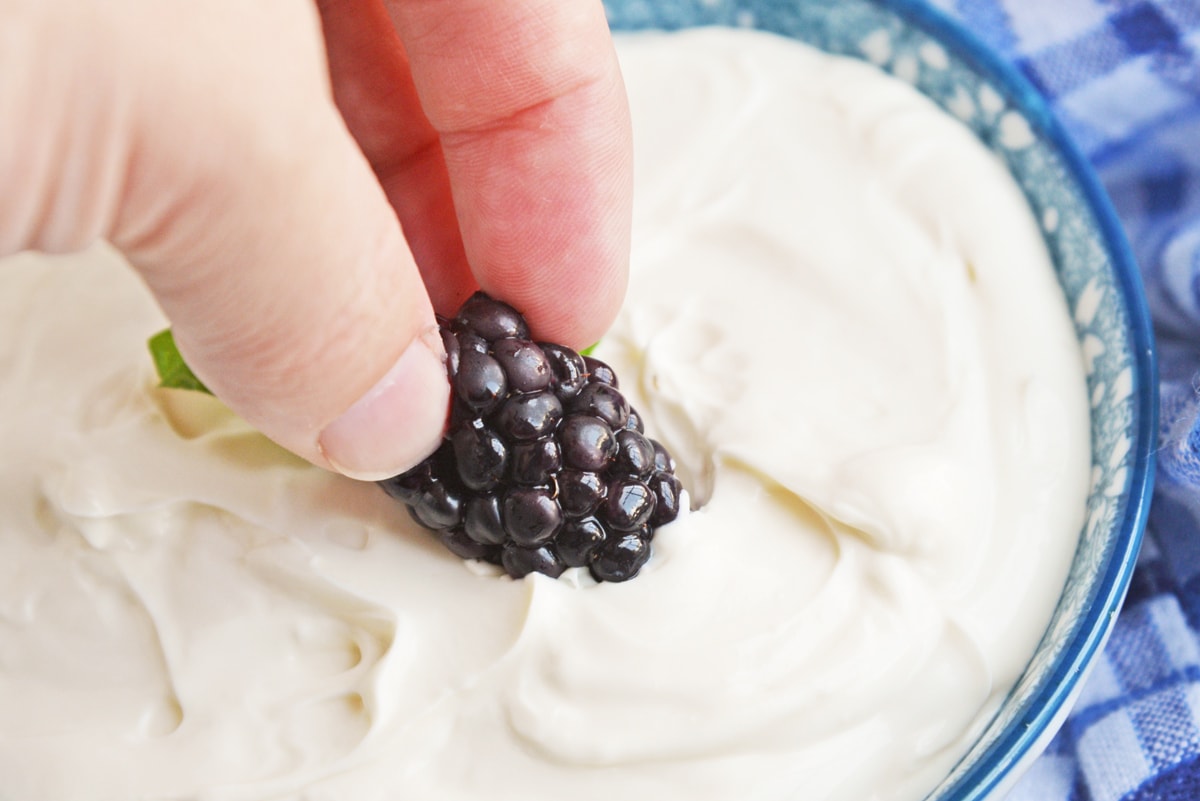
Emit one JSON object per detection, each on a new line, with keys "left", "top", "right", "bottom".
{"left": 148, "top": 328, "right": 211, "bottom": 394}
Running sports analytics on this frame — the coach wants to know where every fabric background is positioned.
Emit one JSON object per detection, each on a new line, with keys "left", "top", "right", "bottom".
{"left": 922, "top": 1, "right": 1200, "bottom": 798}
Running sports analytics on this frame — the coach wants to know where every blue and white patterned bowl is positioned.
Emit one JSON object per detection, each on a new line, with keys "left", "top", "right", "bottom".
{"left": 603, "top": 0, "right": 1157, "bottom": 798}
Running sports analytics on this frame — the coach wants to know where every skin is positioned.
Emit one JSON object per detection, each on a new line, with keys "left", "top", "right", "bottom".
{"left": 0, "top": 0, "right": 633, "bottom": 480}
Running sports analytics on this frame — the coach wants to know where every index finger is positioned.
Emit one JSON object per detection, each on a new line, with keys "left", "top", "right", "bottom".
{"left": 384, "top": 0, "right": 632, "bottom": 349}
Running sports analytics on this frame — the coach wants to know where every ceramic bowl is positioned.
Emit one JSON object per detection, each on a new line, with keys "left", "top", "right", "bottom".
{"left": 602, "top": 0, "right": 1158, "bottom": 798}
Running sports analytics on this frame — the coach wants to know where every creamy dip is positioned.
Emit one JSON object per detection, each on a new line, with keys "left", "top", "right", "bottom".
{"left": 0, "top": 27, "right": 1088, "bottom": 801}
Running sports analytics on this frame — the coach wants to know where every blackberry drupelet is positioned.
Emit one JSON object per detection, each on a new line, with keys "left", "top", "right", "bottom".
{"left": 378, "top": 292, "right": 683, "bottom": 583}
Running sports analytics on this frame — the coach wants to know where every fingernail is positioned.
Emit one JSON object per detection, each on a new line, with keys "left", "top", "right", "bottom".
{"left": 318, "top": 333, "right": 450, "bottom": 481}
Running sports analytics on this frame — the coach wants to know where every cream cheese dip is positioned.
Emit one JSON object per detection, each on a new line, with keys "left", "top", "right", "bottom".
{"left": 0, "top": 26, "right": 1088, "bottom": 801}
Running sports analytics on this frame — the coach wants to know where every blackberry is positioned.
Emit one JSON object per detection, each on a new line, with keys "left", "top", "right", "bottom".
{"left": 378, "top": 292, "right": 683, "bottom": 583}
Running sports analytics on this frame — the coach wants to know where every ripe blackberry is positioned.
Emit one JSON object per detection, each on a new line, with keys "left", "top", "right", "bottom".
{"left": 378, "top": 292, "right": 683, "bottom": 583}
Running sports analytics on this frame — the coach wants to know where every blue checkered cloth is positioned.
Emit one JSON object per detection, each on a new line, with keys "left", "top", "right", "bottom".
{"left": 923, "top": 1, "right": 1200, "bottom": 798}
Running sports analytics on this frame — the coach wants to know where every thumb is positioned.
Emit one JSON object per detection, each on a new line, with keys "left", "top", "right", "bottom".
{"left": 0, "top": 1, "right": 449, "bottom": 480}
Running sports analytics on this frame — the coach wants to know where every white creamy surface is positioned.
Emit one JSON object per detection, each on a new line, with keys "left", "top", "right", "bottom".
{"left": 0, "top": 28, "right": 1089, "bottom": 801}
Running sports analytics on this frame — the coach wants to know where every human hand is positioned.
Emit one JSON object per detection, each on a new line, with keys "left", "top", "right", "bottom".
{"left": 0, "top": 0, "right": 632, "bottom": 480}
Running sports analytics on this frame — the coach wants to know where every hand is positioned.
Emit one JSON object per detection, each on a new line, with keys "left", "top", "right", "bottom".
{"left": 0, "top": 0, "right": 632, "bottom": 480}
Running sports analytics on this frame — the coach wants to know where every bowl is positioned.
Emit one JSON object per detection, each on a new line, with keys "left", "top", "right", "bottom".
{"left": 602, "top": 0, "right": 1157, "bottom": 798}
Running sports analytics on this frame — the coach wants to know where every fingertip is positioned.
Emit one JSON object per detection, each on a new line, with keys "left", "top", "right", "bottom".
{"left": 472, "top": 100, "right": 633, "bottom": 349}
{"left": 479, "top": 247, "right": 629, "bottom": 350}
{"left": 318, "top": 330, "right": 450, "bottom": 481}
{"left": 389, "top": 0, "right": 633, "bottom": 351}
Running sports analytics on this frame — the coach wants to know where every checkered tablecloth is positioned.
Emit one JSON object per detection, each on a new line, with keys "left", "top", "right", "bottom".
{"left": 923, "top": 1, "right": 1200, "bottom": 798}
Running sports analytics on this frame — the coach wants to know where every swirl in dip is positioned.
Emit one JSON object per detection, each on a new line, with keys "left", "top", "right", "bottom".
{"left": 0, "top": 27, "right": 1087, "bottom": 801}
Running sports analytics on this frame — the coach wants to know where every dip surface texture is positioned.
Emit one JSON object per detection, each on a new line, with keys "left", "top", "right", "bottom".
{"left": 0, "top": 28, "right": 1088, "bottom": 801}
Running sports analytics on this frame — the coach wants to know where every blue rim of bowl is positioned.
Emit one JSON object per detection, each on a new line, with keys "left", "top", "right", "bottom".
{"left": 873, "top": 1, "right": 1158, "bottom": 799}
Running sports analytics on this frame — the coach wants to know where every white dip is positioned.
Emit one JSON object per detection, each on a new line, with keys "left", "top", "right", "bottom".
{"left": 0, "top": 27, "right": 1088, "bottom": 801}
